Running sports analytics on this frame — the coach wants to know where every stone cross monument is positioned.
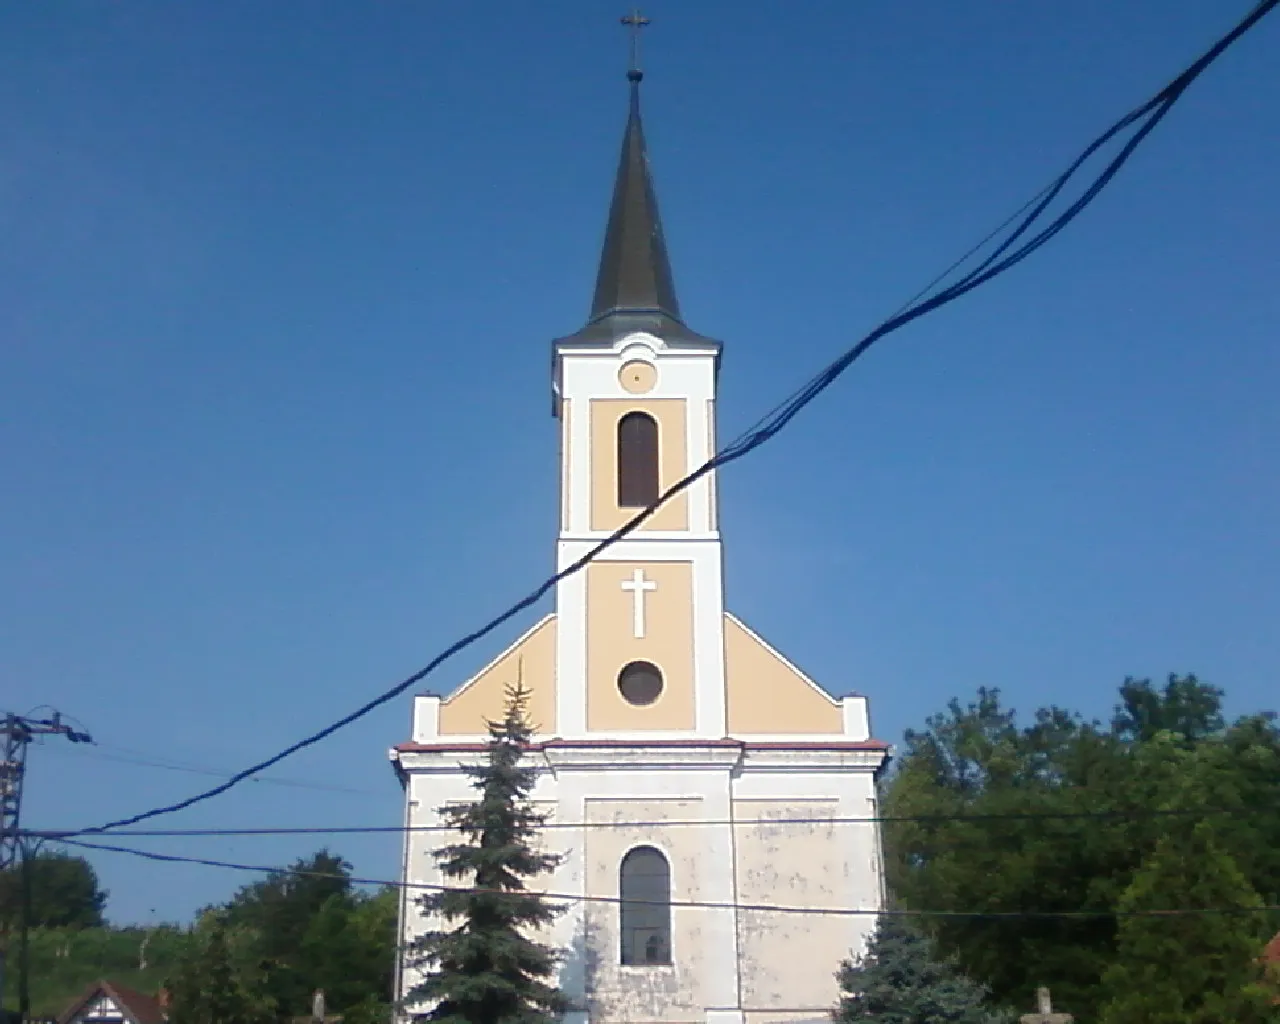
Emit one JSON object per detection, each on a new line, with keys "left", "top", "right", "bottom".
{"left": 1020, "top": 987, "right": 1073, "bottom": 1024}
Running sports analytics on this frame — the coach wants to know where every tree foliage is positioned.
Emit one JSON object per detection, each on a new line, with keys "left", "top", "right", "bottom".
{"left": 836, "top": 915, "right": 1011, "bottom": 1023}
{"left": 11, "top": 850, "right": 395, "bottom": 1022}
{"left": 2, "top": 925, "right": 190, "bottom": 1018}
{"left": 166, "top": 853, "right": 396, "bottom": 1023}
{"left": 168, "top": 918, "right": 275, "bottom": 1024}
{"left": 0, "top": 851, "right": 107, "bottom": 929}
{"left": 1098, "top": 822, "right": 1275, "bottom": 1024}
{"left": 408, "top": 683, "right": 566, "bottom": 1024}
{"left": 883, "top": 674, "right": 1280, "bottom": 1020}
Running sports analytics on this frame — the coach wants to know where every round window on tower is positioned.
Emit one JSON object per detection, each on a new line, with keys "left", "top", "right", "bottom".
{"left": 618, "top": 360, "right": 657, "bottom": 395}
{"left": 617, "top": 661, "right": 664, "bottom": 706}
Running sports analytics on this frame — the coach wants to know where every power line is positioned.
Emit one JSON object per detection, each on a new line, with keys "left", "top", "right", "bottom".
{"left": 51, "top": 836, "right": 1280, "bottom": 922}
{"left": 22, "top": 804, "right": 1270, "bottom": 840}
{"left": 63, "top": 0, "right": 1280, "bottom": 841}
{"left": 50, "top": 740, "right": 381, "bottom": 797}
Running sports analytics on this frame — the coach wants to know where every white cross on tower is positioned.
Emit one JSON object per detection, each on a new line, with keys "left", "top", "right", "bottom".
{"left": 620, "top": 568, "right": 658, "bottom": 639}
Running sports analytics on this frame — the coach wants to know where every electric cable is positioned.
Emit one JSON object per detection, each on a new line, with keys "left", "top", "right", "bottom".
{"left": 62, "top": 0, "right": 1279, "bottom": 840}
{"left": 49, "top": 740, "right": 380, "bottom": 796}
{"left": 50, "top": 836, "right": 1280, "bottom": 921}
{"left": 23, "top": 804, "right": 1271, "bottom": 840}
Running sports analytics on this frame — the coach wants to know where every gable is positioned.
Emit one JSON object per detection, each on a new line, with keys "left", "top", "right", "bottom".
{"left": 59, "top": 983, "right": 165, "bottom": 1024}
{"left": 724, "top": 613, "right": 842, "bottom": 734}
{"left": 438, "top": 615, "right": 557, "bottom": 735}
{"left": 80, "top": 995, "right": 121, "bottom": 1022}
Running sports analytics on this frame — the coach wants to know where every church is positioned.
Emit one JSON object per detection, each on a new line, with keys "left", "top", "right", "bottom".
{"left": 390, "top": 51, "right": 890, "bottom": 1024}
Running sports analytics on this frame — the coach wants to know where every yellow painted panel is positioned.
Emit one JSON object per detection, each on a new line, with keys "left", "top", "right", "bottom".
{"left": 439, "top": 616, "right": 557, "bottom": 735}
{"left": 589, "top": 398, "right": 689, "bottom": 532}
{"left": 586, "top": 561, "right": 695, "bottom": 732}
{"left": 724, "top": 614, "right": 842, "bottom": 734}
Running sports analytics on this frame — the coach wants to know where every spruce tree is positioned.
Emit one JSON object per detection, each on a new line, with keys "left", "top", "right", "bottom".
{"left": 835, "top": 915, "right": 1011, "bottom": 1023}
{"left": 1098, "top": 821, "right": 1276, "bottom": 1024}
{"left": 408, "top": 684, "right": 567, "bottom": 1024}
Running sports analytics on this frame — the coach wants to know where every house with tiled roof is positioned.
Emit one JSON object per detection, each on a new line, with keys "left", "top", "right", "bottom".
{"left": 1265, "top": 931, "right": 1280, "bottom": 1001}
{"left": 57, "top": 981, "right": 166, "bottom": 1024}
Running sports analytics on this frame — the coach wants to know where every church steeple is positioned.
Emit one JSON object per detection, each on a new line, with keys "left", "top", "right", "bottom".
{"left": 556, "top": 13, "right": 718, "bottom": 351}
{"left": 589, "top": 75, "right": 681, "bottom": 324}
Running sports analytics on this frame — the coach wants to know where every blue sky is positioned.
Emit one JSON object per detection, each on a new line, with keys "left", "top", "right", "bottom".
{"left": 2, "top": 1, "right": 1277, "bottom": 924}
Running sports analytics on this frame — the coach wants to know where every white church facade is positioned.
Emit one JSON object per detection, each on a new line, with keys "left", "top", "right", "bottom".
{"left": 390, "top": 62, "right": 889, "bottom": 1024}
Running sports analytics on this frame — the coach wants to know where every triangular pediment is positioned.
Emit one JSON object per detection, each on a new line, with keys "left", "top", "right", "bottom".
{"left": 724, "top": 613, "right": 844, "bottom": 734}
{"left": 437, "top": 615, "right": 557, "bottom": 736}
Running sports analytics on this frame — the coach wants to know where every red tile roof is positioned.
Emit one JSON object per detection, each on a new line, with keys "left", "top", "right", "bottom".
{"left": 58, "top": 981, "right": 166, "bottom": 1024}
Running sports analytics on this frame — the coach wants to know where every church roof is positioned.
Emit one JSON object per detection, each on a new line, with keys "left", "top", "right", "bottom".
{"left": 556, "top": 71, "right": 719, "bottom": 352}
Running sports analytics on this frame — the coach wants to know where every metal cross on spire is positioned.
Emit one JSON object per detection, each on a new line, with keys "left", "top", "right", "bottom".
{"left": 621, "top": 9, "right": 650, "bottom": 82}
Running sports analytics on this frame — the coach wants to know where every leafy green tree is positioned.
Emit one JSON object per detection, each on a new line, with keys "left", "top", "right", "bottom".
{"left": 882, "top": 677, "right": 1280, "bottom": 1020}
{"left": 168, "top": 917, "right": 274, "bottom": 1024}
{"left": 0, "top": 852, "right": 107, "bottom": 929}
{"left": 162, "top": 854, "right": 395, "bottom": 1023}
{"left": 221, "top": 849, "right": 357, "bottom": 1015}
{"left": 835, "top": 915, "right": 1011, "bottom": 1023}
{"left": 5, "top": 849, "right": 394, "bottom": 1020}
{"left": 1098, "top": 821, "right": 1276, "bottom": 1024}
{"left": 223, "top": 848, "right": 353, "bottom": 954}
{"left": 13, "top": 924, "right": 191, "bottom": 1017}
{"left": 883, "top": 688, "right": 1122, "bottom": 1015}
{"left": 300, "top": 887, "right": 396, "bottom": 1013}
{"left": 408, "top": 684, "right": 566, "bottom": 1024}
{"left": 345, "top": 887, "right": 398, "bottom": 1011}
{"left": 1112, "top": 673, "right": 1225, "bottom": 745}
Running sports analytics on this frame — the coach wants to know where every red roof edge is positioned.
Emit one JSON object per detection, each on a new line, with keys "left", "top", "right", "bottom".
{"left": 107, "top": 981, "right": 166, "bottom": 1024}
{"left": 394, "top": 737, "right": 890, "bottom": 754}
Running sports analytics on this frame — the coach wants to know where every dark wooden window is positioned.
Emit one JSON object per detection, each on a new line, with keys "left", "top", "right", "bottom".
{"left": 620, "top": 846, "right": 672, "bottom": 965}
{"left": 617, "top": 412, "right": 659, "bottom": 508}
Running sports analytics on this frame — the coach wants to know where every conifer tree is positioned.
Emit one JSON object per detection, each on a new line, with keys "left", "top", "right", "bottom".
{"left": 835, "top": 915, "right": 1011, "bottom": 1023}
{"left": 408, "top": 684, "right": 567, "bottom": 1024}
{"left": 1098, "top": 821, "right": 1276, "bottom": 1024}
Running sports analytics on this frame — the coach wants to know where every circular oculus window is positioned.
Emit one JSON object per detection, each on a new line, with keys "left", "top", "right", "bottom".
{"left": 619, "top": 360, "right": 657, "bottom": 395}
{"left": 617, "top": 660, "right": 664, "bottom": 706}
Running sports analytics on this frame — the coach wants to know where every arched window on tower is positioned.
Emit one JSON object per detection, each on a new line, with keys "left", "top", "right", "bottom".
{"left": 617, "top": 411, "right": 659, "bottom": 508}
{"left": 620, "top": 845, "right": 672, "bottom": 965}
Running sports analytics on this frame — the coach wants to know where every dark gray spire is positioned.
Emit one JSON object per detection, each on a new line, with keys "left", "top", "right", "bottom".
{"left": 589, "top": 77, "right": 681, "bottom": 323}
{"left": 552, "top": 47, "right": 720, "bottom": 357}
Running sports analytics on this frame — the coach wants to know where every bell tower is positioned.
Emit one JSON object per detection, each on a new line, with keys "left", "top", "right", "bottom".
{"left": 551, "top": 61, "right": 727, "bottom": 740}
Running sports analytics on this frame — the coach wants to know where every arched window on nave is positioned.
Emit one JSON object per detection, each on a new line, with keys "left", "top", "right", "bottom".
{"left": 620, "top": 845, "right": 672, "bottom": 965}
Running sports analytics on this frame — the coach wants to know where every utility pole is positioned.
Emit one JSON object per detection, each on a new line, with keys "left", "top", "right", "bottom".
{"left": 0, "top": 711, "right": 91, "bottom": 1021}
{"left": 2, "top": 711, "right": 92, "bottom": 871}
